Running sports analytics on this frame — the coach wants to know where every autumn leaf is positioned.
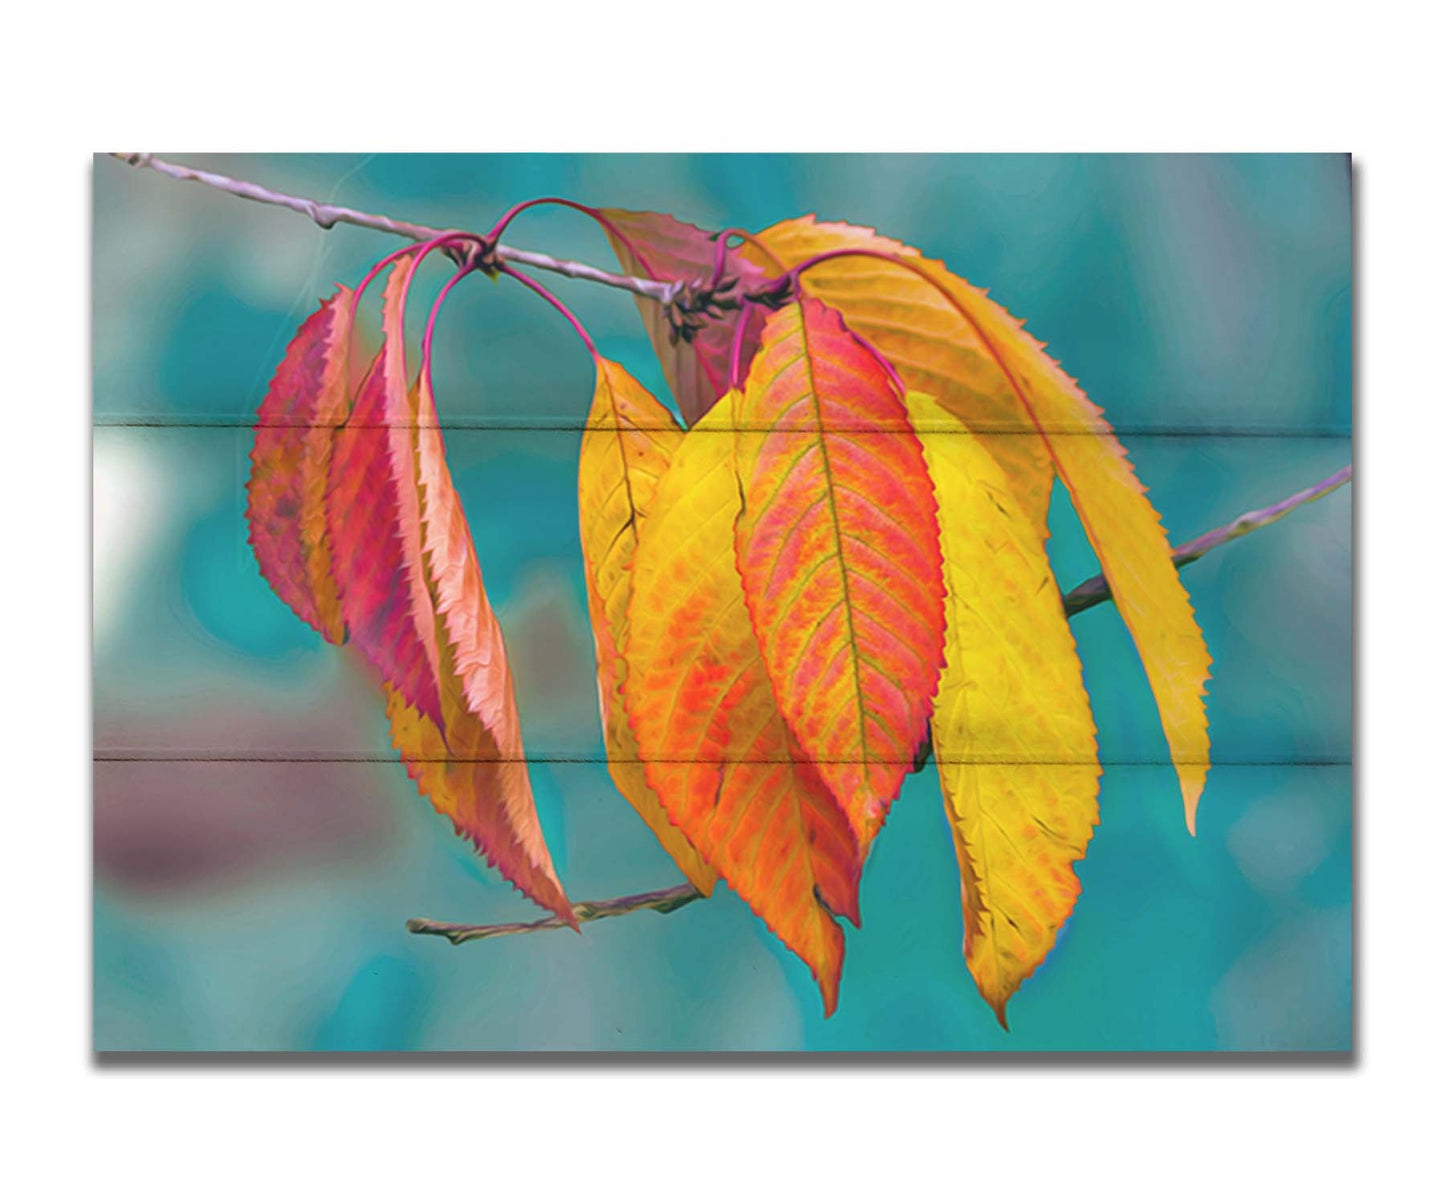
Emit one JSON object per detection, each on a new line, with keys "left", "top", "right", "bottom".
{"left": 384, "top": 371, "right": 574, "bottom": 924}
{"left": 322, "top": 257, "right": 572, "bottom": 922}
{"left": 907, "top": 392, "right": 1100, "bottom": 1026}
{"left": 246, "top": 286, "right": 354, "bottom": 644}
{"left": 733, "top": 299, "right": 946, "bottom": 851}
{"left": 326, "top": 258, "right": 446, "bottom": 728}
{"left": 741, "top": 218, "right": 1056, "bottom": 539}
{"left": 577, "top": 357, "right": 717, "bottom": 893}
{"left": 624, "top": 394, "right": 861, "bottom": 1014}
{"left": 593, "top": 208, "right": 773, "bottom": 425}
{"left": 749, "top": 218, "right": 1212, "bottom": 831}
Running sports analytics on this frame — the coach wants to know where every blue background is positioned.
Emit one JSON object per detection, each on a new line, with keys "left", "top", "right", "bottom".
{"left": 93, "top": 154, "right": 1351, "bottom": 1051}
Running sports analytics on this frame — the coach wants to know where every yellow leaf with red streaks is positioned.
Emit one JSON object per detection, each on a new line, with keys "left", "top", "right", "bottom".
{"left": 624, "top": 394, "right": 861, "bottom": 1015}
{"left": 577, "top": 357, "right": 717, "bottom": 893}
{"left": 743, "top": 217, "right": 1057, "bottom": 538}
{"left": 750, "top": 218, "right": 1211, "bottom": 831}
{"left": 908, "top": 393, "right": 1100, "bottom": 1027}
{"left": 733, "top": 299, "right": 946, "bottom": 851}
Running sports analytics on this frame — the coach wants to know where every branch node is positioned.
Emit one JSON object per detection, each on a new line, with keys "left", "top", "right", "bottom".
{"left": 746, "top": 274, "right": 797, "bottom": 311}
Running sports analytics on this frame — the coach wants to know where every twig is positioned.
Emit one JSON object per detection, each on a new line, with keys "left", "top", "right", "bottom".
{"left": 1061, "top": 464, "right": 1353, "bottom": 616}
{"left": 409, "top": 463, "right": 1351, "bottom": 946}
{"left": 108, "top": 153, "right": 680, "bottom": 306}
{"left": 408, "top": 883, "right": 703, "bottom": 944}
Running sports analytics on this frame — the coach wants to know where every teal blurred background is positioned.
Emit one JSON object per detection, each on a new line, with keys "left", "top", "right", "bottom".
{"left": 93, "top": 154, "right": 1352, "bottom": 1052}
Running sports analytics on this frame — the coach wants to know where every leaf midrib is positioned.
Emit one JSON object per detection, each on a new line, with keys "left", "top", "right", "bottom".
{"left": 793, "top": 305, "right": 873, "bottom": 800}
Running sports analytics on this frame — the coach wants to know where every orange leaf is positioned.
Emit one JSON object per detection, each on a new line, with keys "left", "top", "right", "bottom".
{"left": 246, "top": 286, "right": 353, "bottom": 644}
{"left": 733, "top": 299, "right": 946, "bottom": 851}
{"left": 908, "top": 393, "right": 1100, "bottom": 1026}
{"left": 743, "top": 218, "right": 1057, "bottom": 538}
{"left": 577, "top": 357, "right": 717, "bottom": 893}
{"left": 593, "top": 208, "right": 773, "bottom": 425}
{"left": 751, "top": 218, "right": 1211, "bottom": 830}
{"left": 624, "top": 394, "right": 860, "bottom": 1014}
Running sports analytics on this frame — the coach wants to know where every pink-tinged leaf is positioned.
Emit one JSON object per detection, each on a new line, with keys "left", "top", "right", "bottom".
{"left": 325, "top": 259, "right": 444, "bottom": 728}
{"left": 382, "top": 373, "right": 574, "bottom": 925}
{"left": 246, "top": 286, "right": 353, "bottom": 643}
{"left": 593, "top": 208, "right": 773, "bottom": 425}
{"left": 733, "top": 299, "right": 947, "bottom": 852}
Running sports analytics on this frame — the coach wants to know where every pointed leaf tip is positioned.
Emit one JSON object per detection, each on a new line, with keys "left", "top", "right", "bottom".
{"left": 909, "top": 392, "right": 1100, "bottom": 1022}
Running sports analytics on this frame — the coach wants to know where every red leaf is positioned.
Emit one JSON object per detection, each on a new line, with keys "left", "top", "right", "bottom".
{"left": 593, "top": 208, "right": 773, "bottom": 425}
{"left": 246, "top": 287, "right": 353, "bottom": 644}
{"left": 325, "top": 259, "right": 445, "bottom": 728}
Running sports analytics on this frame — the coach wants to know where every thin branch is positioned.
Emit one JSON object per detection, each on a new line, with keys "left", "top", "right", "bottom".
{"left": 1061, "top": 464, "right": 1353, "bottom": 616}
{"left": 408, "top": 883, "right": 703, "bottom": 944}
{"left": 409, "top": 463, "right": 1352, "bottom": 946}
{"left": 108, "top": 153, "right": 680, "bottom": 305}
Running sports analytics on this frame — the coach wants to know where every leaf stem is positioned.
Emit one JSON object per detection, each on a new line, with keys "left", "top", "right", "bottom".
{"left": 728, "top": 300, "right": 755, "bottom": 391}
{"left": 485, "top": 195, "right": 616, "bottom": 246}
{"left": 421, "top": 263, "right": 476, "bottom": 400}
{"left": 852, "top": 328, "right": 908, "bottom": 398}
{"left": 709, "top": 228, "right": 761, "bottom": 289}
{"left": 500, "top": 265, "right": 599, "bottom": 358}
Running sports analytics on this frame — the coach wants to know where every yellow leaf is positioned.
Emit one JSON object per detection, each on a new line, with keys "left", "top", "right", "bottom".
{"left": 745, "top": 218, "right": 1057, "bottom": 538}
{"left": 578, "top": 358, "right": 717, "bottom": 893}
{"left": 750, "top": 218, "right": 1211, "bottom": 830}
{"left": 908, "top": 393, "right": 1101, "bottom": 1026}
